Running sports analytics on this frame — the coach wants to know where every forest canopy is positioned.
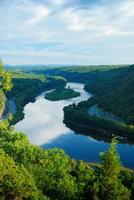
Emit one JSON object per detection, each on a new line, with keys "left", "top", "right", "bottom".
{"left": 0, "top": 121, "right": 133, "bottom": 200}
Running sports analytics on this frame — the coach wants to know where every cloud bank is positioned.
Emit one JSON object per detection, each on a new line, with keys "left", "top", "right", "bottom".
{"left": 0, "top": 0, "right": 134, "bottom": 64}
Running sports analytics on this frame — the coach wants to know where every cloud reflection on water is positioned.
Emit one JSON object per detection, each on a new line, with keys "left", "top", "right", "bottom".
{"left": 15, "top": 83, "right": 91, "bottom": 145}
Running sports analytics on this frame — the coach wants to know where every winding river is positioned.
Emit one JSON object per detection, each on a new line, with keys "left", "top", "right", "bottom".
{"left": 15, "top": 83, "right": 134, "bottom": 169}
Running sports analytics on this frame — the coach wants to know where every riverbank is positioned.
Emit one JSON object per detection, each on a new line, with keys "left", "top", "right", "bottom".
{"left": 88, "top": 105, "right": 122, "bottom": 123}
{"left": 15, "top": 82, "right": 90, "bottom": 145}
{"left": 63, "top": 99, "right": 134, "bottom": 139}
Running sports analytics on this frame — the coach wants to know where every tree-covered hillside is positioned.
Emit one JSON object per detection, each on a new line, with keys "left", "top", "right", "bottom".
{"left": 84, "top": 65, "right": 134, "bottom": 124}
{"left": 43, "top": 64, "right": 134, "bottom": 125}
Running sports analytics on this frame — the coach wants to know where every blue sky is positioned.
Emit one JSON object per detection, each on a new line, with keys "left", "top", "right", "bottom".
{"left": 0, "top": 0, "right": 134, "bottom": 65}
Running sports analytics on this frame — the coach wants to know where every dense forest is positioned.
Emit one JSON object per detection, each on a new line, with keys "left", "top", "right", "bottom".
{"left": 57, "top": 64, "right": 134, "bottom": 125}
{"left": 63, "top": 100, "right": 134, "bottom": 139}
{"left": 21, "top": 64, "right": 134, "bottom": 125}
{"left": 6, "top": 64, "right": 134, "bottom": 136}
{"left": 45, "top": 86, "right": 80, "bottom": 101}
{"left": 34, "top": 64, "right": 134, "bottom": 137}
{"left": 4, "top": 65, "right": 134, "bottom": 135}
{"left": 0, "top": 121, "right": 134, "bottom": 200}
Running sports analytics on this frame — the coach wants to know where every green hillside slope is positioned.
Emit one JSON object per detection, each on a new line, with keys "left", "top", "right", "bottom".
{"left": 84, "top": 65, "right": 134, "bottom": 124}
{"left": 48, "top": 64, "right": 134, "bottom": 125}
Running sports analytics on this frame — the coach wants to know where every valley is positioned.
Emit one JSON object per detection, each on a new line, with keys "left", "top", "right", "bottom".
{"left": 1, "top": 63, "right": 134, "bottom": 199}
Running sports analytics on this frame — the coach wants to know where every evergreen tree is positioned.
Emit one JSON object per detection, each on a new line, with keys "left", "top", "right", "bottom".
{"left": 97, "top": 139, "right": 131, "bottom": 200}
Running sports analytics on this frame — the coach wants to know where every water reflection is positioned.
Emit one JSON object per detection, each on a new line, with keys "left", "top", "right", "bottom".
{"left": 15, "top": 82, "right": 134, "bottom": 168}
{"left": 15, "top": 83, "right": 91, "bottom": 145}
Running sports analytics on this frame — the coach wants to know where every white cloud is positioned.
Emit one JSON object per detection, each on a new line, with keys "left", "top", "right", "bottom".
{"left": 0, "top": 0, "right": 134, "bottom": 64}
{"left": 52, "top": 0, "right": 65, "bottom": 5}
{"left": 105, "top": 27, "right": 134, "bottom": 37}
{"left": 26, "top": 4, "right": 50, "bottom": 24}
{"left": 61, "top": 0, "right": 134, "bottom": 37}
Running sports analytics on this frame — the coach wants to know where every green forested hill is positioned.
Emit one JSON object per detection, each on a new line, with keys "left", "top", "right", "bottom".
{"left": 48, "top": 64, "right": 134, "bottom": 125}
{"left": 56, "top": 65, "right": 129, "bottom": 73}
{"left": 84, "top": 65, "right": 134, "bottom": 124}
{"left": 98, "top": 69, "right": 134, "bottom": 124}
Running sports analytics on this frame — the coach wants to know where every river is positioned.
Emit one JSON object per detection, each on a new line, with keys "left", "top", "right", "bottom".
{"left": 15, "top": 82, "right": 134, "bottom": 169}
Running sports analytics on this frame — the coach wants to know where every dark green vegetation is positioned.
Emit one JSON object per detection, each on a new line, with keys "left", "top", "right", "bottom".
{"left": 33, "top": 65, "right": 129, "bottom": 83}
{"left": 63, "top": 100, "right": 134, "bottom": 139}
{"left": 40, "top": 64, "right": 134, "bottom": 137}
{"left": 9, "top": 72, "right": 66, "bottom": 124}
{"left": 45, "top": 87, "right": 80, "bottom": 101}
{"left": 53, "top": 64, "right": 134, "bottom": 125}
{"left": 7, "top": 64, "right": 134, "bottom": 137}
{"left": 0, "top": 121, "right": 133, "bottom": 200}
{"left": 6, "top": 64, "right": 134, "bottom": 137}
{"left": 10, "top": 72, "right": 47, "bottom": 124}
{"left": 23, "top": 64, "right": 134, "bottom": 125}
{"left": 55, "top": 65, "right": 128, "bottom": 73}
{"left": 84, "top": 65, "right": 134, "bottom": 125}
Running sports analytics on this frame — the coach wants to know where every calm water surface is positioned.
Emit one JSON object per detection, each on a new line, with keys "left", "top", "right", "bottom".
{"left": 15, "top": 83, "right": 134, "bottom": 169}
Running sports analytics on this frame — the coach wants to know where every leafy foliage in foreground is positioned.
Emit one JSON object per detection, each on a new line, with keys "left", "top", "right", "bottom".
{"left": 0, "top": 90, "right": 6, "bottom": 115}
{"left": 0, "top": 60, "right": 12, "bottom": 92}
{"left": 0, "top": 61, "right": 12, "bottom": 115}
{"left": 0, "top": 121, "right": 133, "bottom": 200}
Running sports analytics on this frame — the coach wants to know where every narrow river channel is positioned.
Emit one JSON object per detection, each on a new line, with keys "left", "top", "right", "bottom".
{"left": 15, "top": 82, "right": 134, "bottom": 169}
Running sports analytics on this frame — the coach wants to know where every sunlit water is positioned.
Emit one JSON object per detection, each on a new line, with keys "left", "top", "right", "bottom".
{"left": 15, "top": 83, "right": 134, "bottom": 169}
